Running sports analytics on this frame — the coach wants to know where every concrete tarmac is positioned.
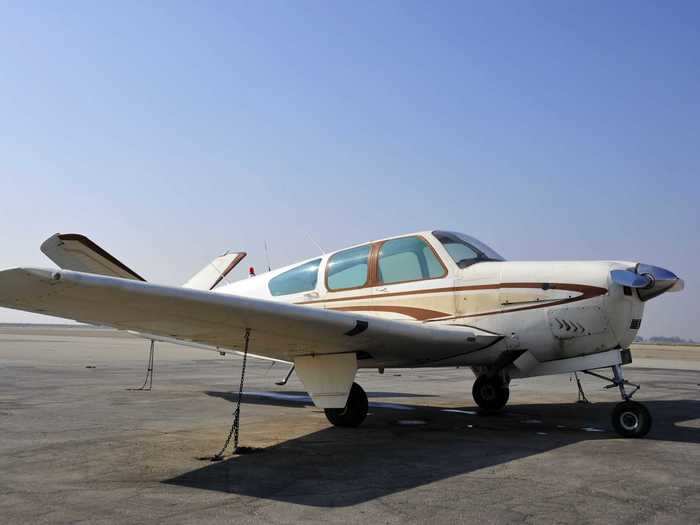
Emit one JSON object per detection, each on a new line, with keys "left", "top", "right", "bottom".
{"left": 1, "top": 326, "right": 699, "bottom": 524}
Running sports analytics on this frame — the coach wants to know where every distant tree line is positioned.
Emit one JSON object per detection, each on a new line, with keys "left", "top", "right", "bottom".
{"left": 634, "top": 335, "right": 698, "bottom": 344}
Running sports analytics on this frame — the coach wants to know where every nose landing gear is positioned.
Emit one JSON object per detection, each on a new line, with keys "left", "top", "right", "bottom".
{"left": 583, "top": 364, "right": 652, "bottom": 438}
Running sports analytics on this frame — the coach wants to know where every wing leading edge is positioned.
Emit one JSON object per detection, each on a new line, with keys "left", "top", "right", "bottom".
{"left": 0, "top": 267, "right": 501, "bottom": 366}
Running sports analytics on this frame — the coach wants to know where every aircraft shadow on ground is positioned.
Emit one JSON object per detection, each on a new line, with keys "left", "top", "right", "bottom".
{"left": 164, "top": 394, "right": 700, "bottom": 507}
{"left": 204, "top": 390, "right": 436, "bottom": 409}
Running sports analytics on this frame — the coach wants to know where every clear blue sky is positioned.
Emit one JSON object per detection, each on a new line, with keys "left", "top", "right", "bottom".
{"left": 0, "top": 1, "right": 698, "bottom": 339}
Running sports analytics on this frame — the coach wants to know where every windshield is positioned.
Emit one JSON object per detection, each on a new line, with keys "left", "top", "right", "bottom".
{"left": 432, "top": 231, "right": 505, "bottom": 269}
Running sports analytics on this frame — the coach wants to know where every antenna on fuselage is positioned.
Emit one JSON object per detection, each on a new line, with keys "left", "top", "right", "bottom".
{"left": 306, "top": 232, "right": 326, "bottom": 255}
{"left": 264, "top": 241, "right": 272, "bottom": 272}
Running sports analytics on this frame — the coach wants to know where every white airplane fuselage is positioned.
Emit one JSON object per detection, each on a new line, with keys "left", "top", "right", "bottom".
{"left": 217, "top": 230, "right": 649, "bottom": 370}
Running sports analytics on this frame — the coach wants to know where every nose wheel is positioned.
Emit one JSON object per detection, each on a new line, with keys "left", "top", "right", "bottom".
{"left": 612, "top": 400, "right": 652, "bottom": 438}
{"left": 583, "top": 364, "right": 652, "bottom": 438}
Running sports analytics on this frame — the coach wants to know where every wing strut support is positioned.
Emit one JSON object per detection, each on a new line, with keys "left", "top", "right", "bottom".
{"left": 207, "top": 328, "right": 261, "bottom": 461}
{"left": 127, "top": 340, "right": 155, "bottom": 391}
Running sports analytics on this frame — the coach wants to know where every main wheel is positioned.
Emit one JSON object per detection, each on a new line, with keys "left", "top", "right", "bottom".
{"left": 472, "top": 375, "right": 509, "bottom": 412}
{"left": 324, "top": 382, "right": 368, "bottom": 427}
{"left": 611, "top": 400, "right": 652, "bottom": 438}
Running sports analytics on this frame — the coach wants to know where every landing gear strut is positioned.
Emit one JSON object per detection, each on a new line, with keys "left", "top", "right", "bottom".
{"left": 472, "top": 375, "right": 510, "bottom": 412}
{"left": 573, "top": 372, "right": 590, "bottom": 404}
{"left": 584, "top": 364, "right": 652, "bottom": 438}
{"left": 324, "top": 382, "right": 368, "bottom": 427}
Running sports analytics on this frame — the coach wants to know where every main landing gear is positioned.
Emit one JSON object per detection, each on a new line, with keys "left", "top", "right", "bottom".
{"left": 583, "top": 364, "right": 652, "bottom": 438}
{"left": 324, "top": 382, "right": 368, "bottom": 427}
{"left": 472, "top": 362, "right": 652, "bottom": 438}
{"left": 472, "top": 374, "right": 510, "bottom": 412}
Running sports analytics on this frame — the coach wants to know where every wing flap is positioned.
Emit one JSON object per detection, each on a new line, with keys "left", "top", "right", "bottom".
{"left": 0, "top": 267, "right": 501, "bottom": 364}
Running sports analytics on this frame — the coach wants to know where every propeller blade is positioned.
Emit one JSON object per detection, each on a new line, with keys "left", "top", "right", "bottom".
{"left": 610, "top": 270, "right": 651, "bottom": 289}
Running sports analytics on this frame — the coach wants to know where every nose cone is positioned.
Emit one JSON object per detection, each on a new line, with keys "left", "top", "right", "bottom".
{"left": 610, "top": 263, "right": 683, "bottom": 301}
{"left": 636, "top": 264, "right": 683, "bottom": 300}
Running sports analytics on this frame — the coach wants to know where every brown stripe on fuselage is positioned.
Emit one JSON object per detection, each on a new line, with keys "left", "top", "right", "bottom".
{"left": 298, "top": 282, "right": 606, "bottom": 305}
{"left": 426, "top": 283, "right": 607, "bottom": 321}
{"left": 298, "top": 282, "right": 492, "bottom": 305}
{"left": 328, "top": 305, "right": 450, "bottom": 321}
{"left": 298, "top": 282, "right": 607, "bottom": 322}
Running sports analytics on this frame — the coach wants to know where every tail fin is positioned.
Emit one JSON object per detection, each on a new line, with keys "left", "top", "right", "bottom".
{"left": 41, "top": 233, "right": 245, "bottom": 290}
{"left": 41, "top": 233, "right": 146, "bottom": 281}
{"left": 182, "top": 252, "right": 246, "bottom": 291}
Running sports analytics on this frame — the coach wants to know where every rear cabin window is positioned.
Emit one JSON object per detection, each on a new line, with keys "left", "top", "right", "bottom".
{"left": 326, "top": 245, "right": 371, "bottom": 291}
{"left": 268, "top": 259, "right": 321, "bottom": 296}
{"left": 378, "top": 236, "right": 446, "bottom": 284}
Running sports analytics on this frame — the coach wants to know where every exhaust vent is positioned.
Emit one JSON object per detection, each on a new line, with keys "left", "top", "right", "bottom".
{"left": 547, "top": 305, "right": 609, "bottom": 340}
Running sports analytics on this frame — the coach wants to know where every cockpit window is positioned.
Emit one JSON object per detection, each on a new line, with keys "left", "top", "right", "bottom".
{"left": 378, "top": 236, "right": 446, "bottom": 284}
{"left": 432, "top": 231, "right": 505, "bottom": 269}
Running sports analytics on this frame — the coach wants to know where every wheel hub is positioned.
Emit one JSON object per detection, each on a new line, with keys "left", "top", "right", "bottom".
{"left": 620, "top": 410, "right": 639, "bottom": 431}
{"left": 481, "top": 384, "right": 496, "bottom": 401}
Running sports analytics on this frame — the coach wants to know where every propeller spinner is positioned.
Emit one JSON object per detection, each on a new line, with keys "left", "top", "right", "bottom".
{"left": 610, "top": 264, "right": 684, "bottom": 301}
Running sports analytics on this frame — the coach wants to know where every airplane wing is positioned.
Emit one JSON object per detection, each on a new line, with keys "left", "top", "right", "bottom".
{"left": 0, "top": 267, "right": 500, "bottom": 366}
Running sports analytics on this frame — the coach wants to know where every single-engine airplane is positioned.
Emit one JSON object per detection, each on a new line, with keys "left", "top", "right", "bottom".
{"left": 0, "top": 230, "right": 684, "bottom": 438}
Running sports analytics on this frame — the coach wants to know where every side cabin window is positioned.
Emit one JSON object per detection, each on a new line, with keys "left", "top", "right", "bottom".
{"left": 326, "top": 245, "right": 371, "bottom": 291}
{"left": 268, "top": 259, "right": 321, "bottom": 296}
{"left": 378, "top": 236, "right": 446, "bottom": 284}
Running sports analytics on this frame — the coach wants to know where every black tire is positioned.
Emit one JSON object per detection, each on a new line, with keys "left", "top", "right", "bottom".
{"left": 611, "top": 400, "right": 652, "bottom": 438}
{"left": 324, "top": 382, "right": 368, "bottom": 428}
{"left": 472, "top": 375, "right": 509, "bottom": 412}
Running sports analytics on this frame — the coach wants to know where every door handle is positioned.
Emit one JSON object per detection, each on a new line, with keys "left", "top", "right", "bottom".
{"left": 303, "top": 291, "right": 320, "bottom": 299}
{"left": 375, "top": 287, "right": 388, "bottom": 292}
